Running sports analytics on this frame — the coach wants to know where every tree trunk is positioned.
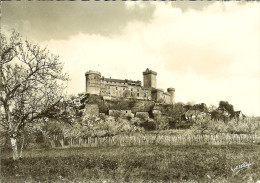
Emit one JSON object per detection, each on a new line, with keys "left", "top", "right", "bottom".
{"left": 50, "top": 140, "right": 55, "bottom": 148}
{"left": 4, "top": 133, "right": 10, "bottom": 149}
{"left": 10, "top": 137, "right": 19, "bottom": 160}
{"left": 60, "top": 138, "right": 64, "bottom": 147}
{"left": 19, "top": 133, "right": 25, "bottom": 158}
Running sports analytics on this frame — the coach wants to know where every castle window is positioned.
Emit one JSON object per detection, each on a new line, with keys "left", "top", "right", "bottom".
{"left": 137, "top": 93, "right": 139, "bottom": 97}
{"left": 131, "top": 88, "right": 133, "bottom": 91}
{"left": 123, "top": 88, "right": 125, "bottom": 90}
{"left": 126, "top": 111, "right": 127, "bottom": 113}
{"left": 116, "top": 87, "right": 118, "bottom": 90}
{"left": 144, "top": 92, "right": 146, "bottom": 97}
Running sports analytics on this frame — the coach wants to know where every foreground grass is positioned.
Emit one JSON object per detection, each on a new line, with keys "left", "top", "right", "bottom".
{"left": 1, "top": 144, "right": 260, "bottom": 183}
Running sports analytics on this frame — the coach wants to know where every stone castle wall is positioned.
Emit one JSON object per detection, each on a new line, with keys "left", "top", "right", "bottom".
{"left": 151, "top": 89, "right": 172, "bottom": 104}
{"left": 100, "top": 78, "right": 152, "bottom": 100}
{"left": 85, "top": 68, "right": 175, "bottom": 104}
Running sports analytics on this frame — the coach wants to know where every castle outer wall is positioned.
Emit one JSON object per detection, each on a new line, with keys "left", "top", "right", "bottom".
{"left": 100, "top": 78, "right": 152, "bottom": 100}
{"left": 85, "top": 69, "right": 175, "bottom": 104}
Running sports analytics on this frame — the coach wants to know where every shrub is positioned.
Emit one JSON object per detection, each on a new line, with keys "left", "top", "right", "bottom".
{"left": 191, "top": 117, "right": 260, "bottom": 135}
{"left": 191, "top": 117, "right": 212, "bottom": 135}
{"left": 139, "top": 120, "right": 156, "bottom": 131}
{"left": 168, "top": 119, "right": 177, "bottom": 129}
{"left": 135, "top": 112, "right": 149, "bottom": 121}
{"left": 208, "top": 120, "right": 228, "bottom": 134}
{"left": 227, "top": 118, "right": 260, "bottom": 134}
{"left": 35, "top": 131, "right": 45, "bottom": 143}
{"left": 155, "top": 117, "right": 169, "bottom": 130}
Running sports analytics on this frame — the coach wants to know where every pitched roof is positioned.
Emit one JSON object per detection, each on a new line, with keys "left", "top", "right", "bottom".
{"left": 102, "top": 78, "right": 141, "bottom": 85}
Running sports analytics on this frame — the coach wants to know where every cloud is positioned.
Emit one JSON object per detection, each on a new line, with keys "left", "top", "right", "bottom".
{"left": 1, "top": 1, "right": 155, "bottom": 41}
{"left": 2, "top": 1, "right": 259, "bottom": 116}
{"left": 125, "top": 1, "right": 146, "bottom": 10}
{"left": 134, "top": 2, "right": 259, "bottom": 79}
{"left": 2, "top": 1, "right": 221, "bottom": 41}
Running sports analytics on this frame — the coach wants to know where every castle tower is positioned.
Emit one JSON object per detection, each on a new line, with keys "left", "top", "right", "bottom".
{"left": 85, "top": 70, "right": 101, "bottom": 95}
{"left": 143, "top": 68, "right": 157, "bottom": 88}
{"left": 167, "top": 88, "right": 175, "bottom": 104}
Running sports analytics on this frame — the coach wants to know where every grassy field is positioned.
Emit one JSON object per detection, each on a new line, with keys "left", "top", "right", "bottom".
{"left": 1, "top": 144, "right": 260, "bottom": 183}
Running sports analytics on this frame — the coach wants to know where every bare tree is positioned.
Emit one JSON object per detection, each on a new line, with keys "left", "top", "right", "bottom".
{"left": 0, "top": 30, "right": 68, "bottom": 160}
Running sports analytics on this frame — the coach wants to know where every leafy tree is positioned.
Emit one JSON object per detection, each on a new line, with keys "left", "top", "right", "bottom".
{"left": 191, "top": 116, "right": 212, "bottom": 136}
{"left": 0, "top": 30, "right": 68, "bottom": 160}
{"left": 136, "top": 112, "right": 149, "bottom": 121}
{"left": 170, "top": 102, "right": 185, "bottom": 122}
{"left": 210, "top": 109, "right": 222, "bottom": 121}
{"left": 208, "top": 120, "right": 227, "bottom": 135}
{"left": 227, "top": 117, "right": 260, "bottom": 134}
{"left": 183, "top": 104, "right": 192, "bottom": 111}
{"left": 139, "top": 120, "right": 156, "bottom": 131}
{"left": 113, "top": 111, "right": 122, "bottom": 121}
{"left": 155, "top": 117, "right": 169, "bottom": 130}
{"left": 219, "top": 101, "right": 235, "bottom": 116}
{"left": 40, "top": 120, "right": 64, "bottom": 148}
{"left": 111, "top": 99, "right": 131, "bottom": 110}
{"left": 167, "top": 103, "right": 187, "bottom": 128}
{"left": 73, "top": 116, "right": 143, "bottom": 138}
{"left": 208, "top": 104, "right": 217, "bottom": 112}
{"left": 186, "top": 101, "right": 195, "bottom": 106}
{"left": 193, "top": 103, "right": 208, "bottom": 112}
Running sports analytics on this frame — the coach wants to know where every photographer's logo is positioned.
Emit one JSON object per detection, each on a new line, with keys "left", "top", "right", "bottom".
{"left": 231, "top": 162, "right": 252, "bottom": 174}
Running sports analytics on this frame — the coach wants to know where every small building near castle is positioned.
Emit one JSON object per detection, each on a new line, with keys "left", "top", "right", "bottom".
{"left": 85, "top": 68, "right": 175, "bottom": 104}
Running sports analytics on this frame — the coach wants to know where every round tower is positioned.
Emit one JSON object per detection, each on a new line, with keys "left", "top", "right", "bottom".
{"left": 167, "top": 88, "right": 175, "bottom": 104}
{"left": 85, "top": 70, "right": 101, "bottom": 95}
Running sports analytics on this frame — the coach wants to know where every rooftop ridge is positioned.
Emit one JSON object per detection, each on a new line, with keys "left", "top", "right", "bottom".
{"left": 103, "top": 78, "right": 141, "bottom": 84}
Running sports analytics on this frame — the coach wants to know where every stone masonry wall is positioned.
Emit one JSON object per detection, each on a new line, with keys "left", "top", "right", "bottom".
{"left": 100, "top": 79, "right": 152, "bottom": 100}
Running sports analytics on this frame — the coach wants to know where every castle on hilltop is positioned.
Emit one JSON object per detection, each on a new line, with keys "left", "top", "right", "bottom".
{"left": 85, "top": 68, "right": 175, "bottom": 104}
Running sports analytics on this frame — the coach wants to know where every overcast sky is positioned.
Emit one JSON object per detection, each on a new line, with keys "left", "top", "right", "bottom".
{"left": 2, "top": 1, "right": 260, "bottom": 116}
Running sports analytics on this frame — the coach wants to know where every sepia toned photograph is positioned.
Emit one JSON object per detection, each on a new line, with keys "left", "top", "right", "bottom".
{"left": 1, "top": 1, "right": 260, "bottom": 182}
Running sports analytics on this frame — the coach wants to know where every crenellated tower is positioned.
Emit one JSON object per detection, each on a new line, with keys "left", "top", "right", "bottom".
{"left": 143, "top": 68, "right": 157, "bottom": 88}
{"left": 85, "top": 70, "right": 101, "bottom": 95}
